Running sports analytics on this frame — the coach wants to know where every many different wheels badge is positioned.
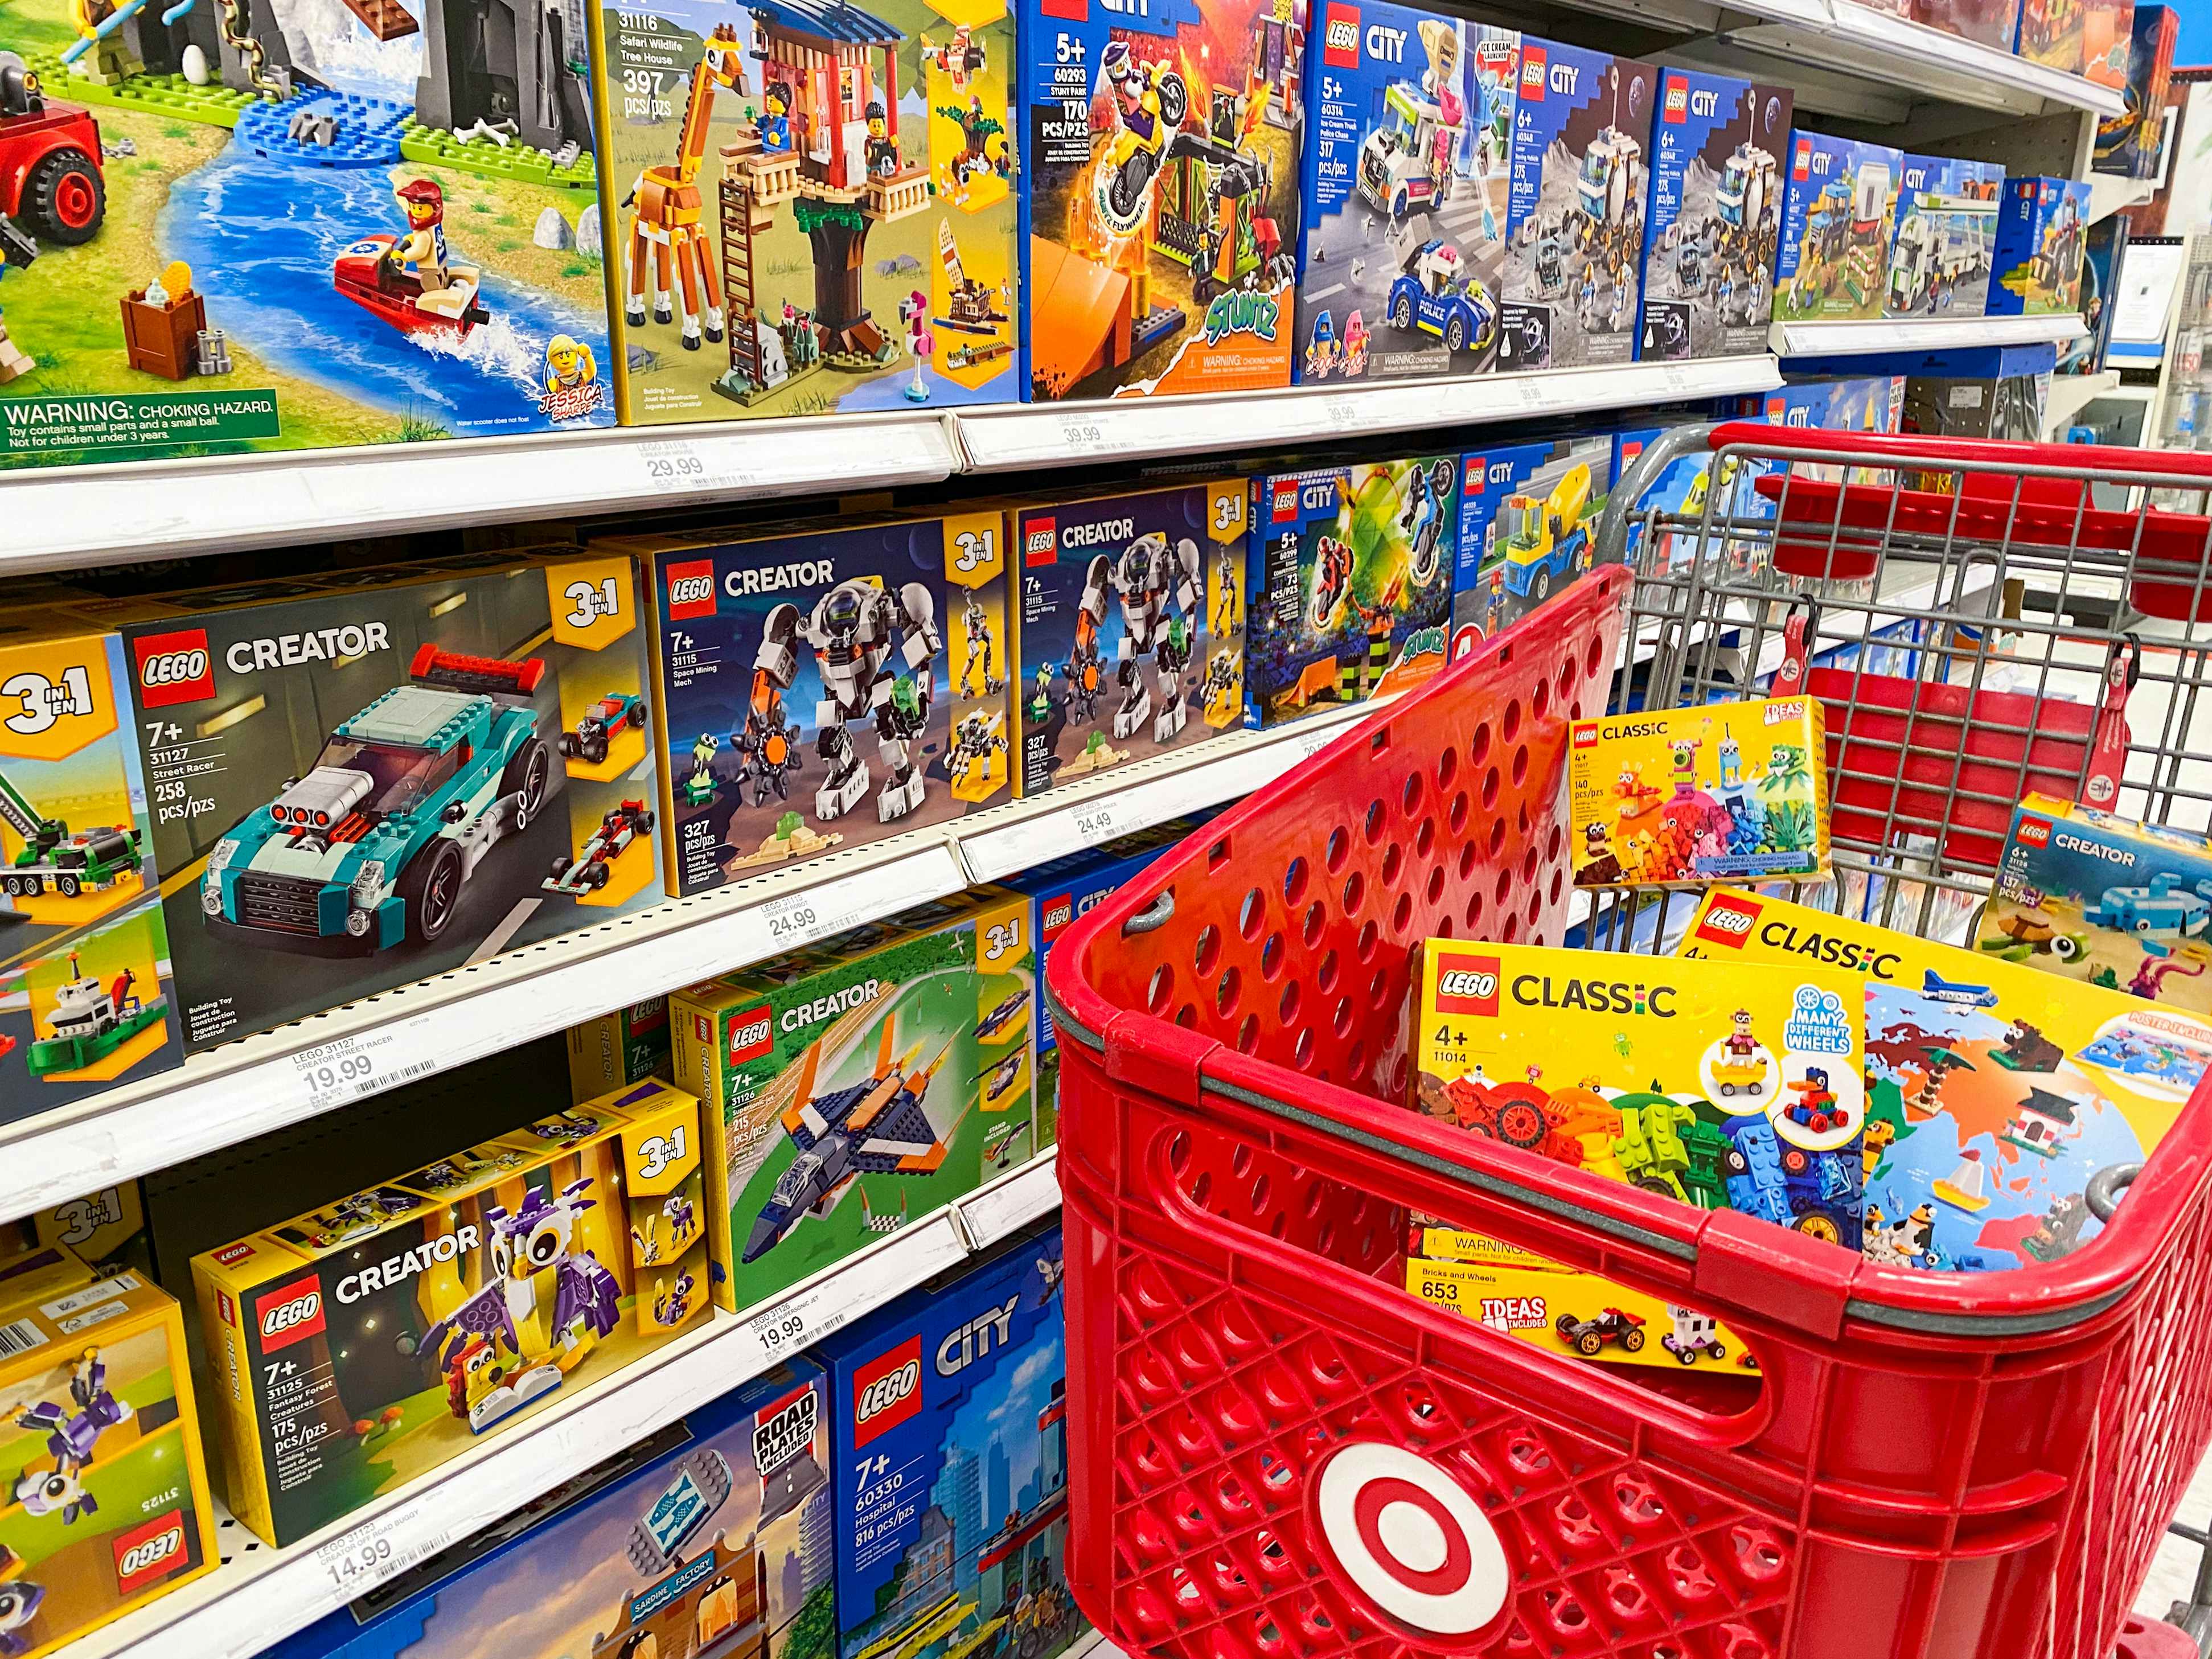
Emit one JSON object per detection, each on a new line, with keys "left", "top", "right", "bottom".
{"left": 1313, "top": 1442, "right": 1508, "bottom": 1638}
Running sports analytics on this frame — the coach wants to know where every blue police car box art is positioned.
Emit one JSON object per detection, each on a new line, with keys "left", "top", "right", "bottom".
{"left": 104, "top": 550, "right": 664, "bottom": 1055}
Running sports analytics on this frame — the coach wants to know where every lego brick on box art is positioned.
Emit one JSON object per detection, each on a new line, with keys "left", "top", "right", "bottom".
{"left": 1637, "top": 68, "right": 1791, "bottom": 362}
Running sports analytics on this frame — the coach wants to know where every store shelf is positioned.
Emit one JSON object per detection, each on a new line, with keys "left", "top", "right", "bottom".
{"left": 2088, "top": 174, "right": 2157, "bottom": 225}
{"left": 2045, "top": 370, "right": 2123, "bottom": 436}
{"left": 0, "top": 705, "right": 1365, "bottom": 1224}
{"left": 1772, "top": 313, "right": 2085, "bottom": 358}
{"left": 59, "top": 1152, "right": 1064, "bottom": 1659}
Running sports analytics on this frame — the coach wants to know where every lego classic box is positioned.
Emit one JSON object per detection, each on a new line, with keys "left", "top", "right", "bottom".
{"left": 1775, "top": 131, "right": 1901, "bottom": 325}
{"left": 1885, "top": 155, "right": 2004, "bottom": 320}
{"left": 193, "top": 1080, "right": 710, "bottom": 1547}
{"left": 1991, "top": 176, "right": 2089, "bottom": 317}
{"left": 1448, "top": 434, "right": 1615, "bottom": 653}
{"left": 0, "top": 0, "right": 614, "bottom": 469}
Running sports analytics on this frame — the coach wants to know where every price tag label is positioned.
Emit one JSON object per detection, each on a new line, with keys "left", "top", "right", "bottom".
{"left": 1072, "top": 803, "right": 1118, "bottom": 843}
{"left": 314, "top": 1512, "right": 449, "bottom": 1597}
{"left": 761, "top": 892, "right": 828, "bottom": 947}
{"left": 1324, "top": 398, "right": 1358, "bottom": 430}
{"left": 293, "top": 1032, "right": 428, "bottom": 1115}
{"left": 959, "top": 1157, "right": 1060, "bottom": 1247}
{"left": 1296, "top": 722, "right": 1341, "bottom": 762}
{"left": 743, "top": 1220, "right": 966, "bottom": 1364}
{"left": 1661, "top": 365, "right": 1690, "bottom": 396}
{"left": 638, "top": 440, "right": 753, "bottom": 496}
{"left": 1516, "top": 379, "right": 1547, "bottom": 411}
{"left": 1058, "top": 414, "right": 1124, "bottom": 458}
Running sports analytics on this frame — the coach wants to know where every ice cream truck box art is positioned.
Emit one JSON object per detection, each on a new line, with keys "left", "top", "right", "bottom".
{"left": 1774, "top": 130, "right": 1902, "bottom": 323}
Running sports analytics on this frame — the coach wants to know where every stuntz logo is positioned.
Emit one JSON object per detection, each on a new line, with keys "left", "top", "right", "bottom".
{"left": 1203, "top": 288, "right": 1279, "bottom": 347}
{"left": 1322, "top": 2, "right": 1359, "bottom": 67}
{"left": 1433, "top": 952, "right": 1501, "bottom": 1017}
{"left": 257, "top": 1278, "right": 326, "bottom": 1352}
{"left": 853, "top": 1335, "right": 924, "bottom": 1448}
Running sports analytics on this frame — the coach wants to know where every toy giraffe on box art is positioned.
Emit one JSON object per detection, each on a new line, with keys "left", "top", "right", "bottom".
{"left": 623, "top": 24, "right": 749, "bottom": 351}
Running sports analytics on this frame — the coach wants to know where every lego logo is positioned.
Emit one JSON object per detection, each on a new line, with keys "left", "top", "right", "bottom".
{"left": 118, "top": 1529, "right": 182, "bottom": 1577}
{"left": 664, "top": 559, "right": 717, "bottom": 620}
{"left": 1322, "top": 3, "right": 1360, "bottom": 66}
{"left": 1438, "top": 970, "right": 1496, "bottom": 1000}
{"left": 1431, "top": 954, "right": 1501, "bottom": 1017}
{"left": 132, "top": 629, "right": 216, "bottom": 709}
{"left": 853, "top": 1336, "right": 925, "bottom": 1447}
{"left": 669, "top": 576, "right": 712, "bottom": 604}
{"left": 1023, "top": 524, "right": 1057, "bottom": 566}
{"left": 1571, "top": 722, "right": 1599, "bottom": 748}
{"left": 257, "top": 1276, "right": 327, "bottom": 1352}
{"left": 139, "top": 650, "right": 208, "bottom": 687}
{"left": 857, "top": 1361, "right": 920, "bottom": 1421}
{"left": 1694, "top": 896, "right": 1760, "bottom": 947}
{"left": 1792, "top": 138, "right": 1811, "bottom": 180}
{"left": 1664, "top": 84, "right": 1687, "bottom": 121}
{"left": 1271, "top": 484, "right": 1300, "bottom": 521}
{"left": 1041, "top": 895, "right": 1073, "bottom": 936}
{"left": 113, "top": 1513, "right": 190, "bottom": 1595}
{"left": 1315, "top": 1442, "right": 1508, "bottom": 1637}
{"left": 1519, "top": 46, "right": 1545, "bottom": 92}
{"left": 729, "top": 1008, "right": 774, "bottom": 1065}
{"left": 213, "top": 1242, "right": 255, "bottom": 1266}
{"left": 2018, "top": 817, "right": 2052, "bottom": 847}
{"left": 262, "top": 1292, "right": 321, "bottom": 1336}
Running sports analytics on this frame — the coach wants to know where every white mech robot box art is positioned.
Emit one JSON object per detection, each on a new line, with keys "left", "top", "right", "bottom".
{"left": 1009, "top": 481, "right": 1247, "bottom": 797}
{"left": 617, "top": 511, "right": 1015, "bottom": 900}
{"left": 192, "top": 1079, "right": 711, "bottom": 1547}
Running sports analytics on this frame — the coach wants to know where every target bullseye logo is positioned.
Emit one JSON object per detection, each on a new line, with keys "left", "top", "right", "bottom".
{"left": 1314, "top": 1442, "right": 1508, "bottom": 1637}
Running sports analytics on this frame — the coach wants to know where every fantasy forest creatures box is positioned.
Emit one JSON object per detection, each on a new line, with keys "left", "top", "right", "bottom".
{"left": 615, "top": 512, "right": 1013, "bottom": 899}
{"left": 1884, "top": 155, "right": 2004, "bottom": 320}
{"left": 1017, "top": 0, "right": 1307, "bottom": 400}
{"left": 1292, "top": 7, "right": 1516, "bottom": 385}
{"left": 1497, "top": 40, "right": 1655, "bottom": 372}
{"left": 0, "top": 0, "right": 615, "bottom": 469}
{"left": 587, "top": 0, "right": 1018, "bottom": 422}
{"left": 267, "top": 1361, "right": 835, "bottom": 1659}
{"left": 1449, "top": 433, "right": 1614, "bottom": 655}
{"left": 1011, "top": 482, "right": 1246, "bottom": 795}
{"left": 88, "top": 550, "right": 662, "bottom": 1057}
{"left": 815, "top": 1226, "right": 1077, "bottom": 1659}
{"left": 565, "top": 995, "right": 673, "bottom": 1102}
{"left": 0, "top": 1243, "right": 219, "bottom": 1659}
{"left": 1988, "top": 176, "right": 2090, "bottom": 318}
{"left": 1637, "top": 69, "right": 1791, "bottom": 363}
{"left": 1682, "top": 887, "right": 2212, "bottom": 1274}
{"left": 1774, "top": 131, "right": 1902, "bottom": 325}
{"left": 191, "top": 1080, "right": 710, "bottom": 1547}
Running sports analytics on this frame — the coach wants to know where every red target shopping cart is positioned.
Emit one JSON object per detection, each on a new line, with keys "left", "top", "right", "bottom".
{"left": 1044, "top": 425, "right": 2212, "bottom": 1659}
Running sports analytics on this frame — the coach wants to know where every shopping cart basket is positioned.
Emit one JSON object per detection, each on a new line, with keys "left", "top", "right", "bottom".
{"left": 1044, "top": 425, "right": 2212, "bottom": 1659}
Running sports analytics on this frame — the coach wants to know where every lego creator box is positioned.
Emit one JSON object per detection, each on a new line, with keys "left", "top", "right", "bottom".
{"left": 1885, "top": 155, "right": 2004, "bottom": 320}
{"left": 192, "top": 1081, "right": 709, "bottom": 1546}
{"left": 1638, "top": 69, "right": 1791, "bottom": 363}
{"left": 1293, "top": 10, "right": 1515, "bottom": 385}
{"left": 1497, "top": 39, "right": 1655, "bottom": 372}
{"left": 2017, "top": 0, "right": 2086, "bottom": 73}
{"left": 1989, "top": 176, "right": 2090, "bottom": 317}
{"left": 1017, "top": 0, "right": 1307, "bottom": 400}
{"left": 0, "top": 0, "right": 615, "bottom": 470}
{"left": 265, "top": 1361, "right": 834, "bottom": 1659}
{"left": 1682, "top": 886, "right": 2212, "bottom": 1273}
{"left": 586, "top": 0, "right": 1017, "bottom": 424}
{"left": 1013, "top": 482, "right": 1246, "bottom": 794}
{"left": 2097, "top": 7, "right": 2176, "bottom": 177}
{"left": 1774, "top": 131, "right": 1901, "bottom": 325}
{"left": 1450, "top": 433, "right": 1615, "bottom": 655}
{"left": 1977, "top": 793, "right": 2212, "bottom": 1015}
{"left": 0, "top": 1246, "right": 218, "bottom": 1659}
{"left": 1569, "top": 697, "right": 1828, "bottom": 886}
{"left": 106, "top": 551, "right": 662, "bottom": 1056}
{"left": 0, "top": 621, "right": 183, "bottom": 1127}
{"left": 625, "top": 512, "right": 1012, "bottom": 899}
{"left": 816, "top": 1227, "right": 1077, "bottom": 1659}
{"left": 567, "top": 995, "right": 672, "bottom": 1102}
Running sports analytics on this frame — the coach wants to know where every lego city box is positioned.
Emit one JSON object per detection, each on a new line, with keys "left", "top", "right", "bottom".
{"left": 1016, "top": 0, "right": 1307, "bottom": 400}
{"left": 1496, "top": 39, "right": 1656, "bottom": 372}
{"left": 1448, "top": 433, "right": 1616, "bottom": 655}
{"left": 1011, "top": 481, "right": 1246, "bottom": 795}
{"left": 0, "top": 1243, "right": 219, "bottom": 1659}
{"left": 265, "top": 1360, "right": 834, "bottom": 1659}
{"left": 191, "top": 1081, "right": 711, "bottom": 1547}
{"left": 814, "top": 1225, "right": 1077, "bottom": 1659}
{"left": 1291, "top": 6, "right": 1517, "bottom": 385}
{"left": 93, "top": 550, "right": 663, "bottom": 1056}
{"left": 1989, "top": 175, "right": 2090, "bottom": 318}
{"left": 0, "top": 0, "right": 616, "bottom": 470}
{"left": 1680, "top": 886, "right": 2212, "bottom": 1274}
{"left": 1884, "top": 155, "right": 2005, "bottom": 321}
{"left": 1774, "top": 130, "right": 1902, "bottom": 325}
{"left": 585, "top": 0, "right": 1019, "bottom": 424}
{"left": 1637, "top": 69, "right": 1791, "bottom": 363}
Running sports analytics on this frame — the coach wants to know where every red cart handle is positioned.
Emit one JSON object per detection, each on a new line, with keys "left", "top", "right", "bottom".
{"left": 1708, "top": 420, "right": 2212, "bottom": 481}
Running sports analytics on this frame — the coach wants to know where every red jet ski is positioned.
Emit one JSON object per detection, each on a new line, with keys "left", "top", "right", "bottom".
{"left": 333, "top": 233, "right": 489, "bottom": 339}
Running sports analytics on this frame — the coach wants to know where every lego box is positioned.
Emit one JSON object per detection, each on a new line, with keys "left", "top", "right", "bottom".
{"left": 2096, "top": 7, "right": 2177, "bottom": 178}
{"left": 1292, "top": 8, "right": 1516, "bottom": 385}
{"left": 0, "top": 1243, "right": 219, "bottom": 1659}
{"left": 1774, "top": 130, "right": 1901, "bottom": 325}
{"left": 586, "top": 0, "right": 1018, "bottom": 423}
{"left": 1989, "top": 175, "right": 2089, "bottom": 318}
{"left": 565, "top": 995, "right": 673, "bottom": 1102}
{"left": 1017, "top": 0, "right": 1308, "bottom": 400}
{"left": 1449, "top": 433, "right": 1613, "bottom": 655}
{"left": 0, "top": 0, "right": 615, "bottom": 469}
{"left": 1012, "top": 481, "right": 1246, "bottom": 795}
{"left": 192, "top": 1079, "right": 710, "bottom": 1546}
{"left": 1637, "top": 69, "right": 1792, "bottom": 363}
{"left": 1497, "top": 39, "right": 1655, "bottom": 372}
{"left": 1913, "top": 0, "right": 2021, "bottom": 50}
{"left": 2017, "top": 0, "right": 2086, "bottom": 74}
{"left": 815, "top": 1226, "right": 1078, "bottom": 1659}
{"left": 1683, "top": 887, "right": 2212, "bottom": 1273}
{"left": 1884, "top": 155, "right": 2004, "bottom": 320}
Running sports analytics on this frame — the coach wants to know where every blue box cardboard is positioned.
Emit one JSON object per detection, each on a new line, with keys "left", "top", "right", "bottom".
{"left": 1885, "top": 155, "right": 2005, "bottom": 319}
{"left": 1989, "top": 176, "right": 2091, "bottom": 317}
{"left": 1775, "top": 130, "right": 1902, "bottom": 323}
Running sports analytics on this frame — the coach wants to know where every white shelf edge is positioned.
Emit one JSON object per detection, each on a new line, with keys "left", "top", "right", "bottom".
{"left": 2088, "top": 175, "right": 2156, "bottom": 227}
{"left": 1774, "top": 313, "right": 2084, "bottom": 357}
{"left": 63, "top": 1152, "right": 1062, "bottom": 1659}
{"left": 2044, "top": 369, "right": 2121, "bottom": 436}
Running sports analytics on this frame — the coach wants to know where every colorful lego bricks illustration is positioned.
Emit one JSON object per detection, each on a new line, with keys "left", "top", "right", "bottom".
{"left": 588, "top": 0, "right": 1017, "bottom": 421}
{"left": 1774, "top": 130, "right": 1901, "bottom": 324}
{"left": 0, "top": 1245, "right": 218, "bottom": 1659}
{"left": 1292, "top": 7, "right": 1514, "bottom": 384}
{"left": 1017, "top": 0, "right": 1306, "bottom": 399}
{"left": 1883, "top": 155, "right": 2002, "bottom": 319}
{"left": 192, "top": 1081, "right": 708, "bottom": 1546}
{"left": 1447, "top": 434, "right": 1614, "bottom": 654}
{"left": 97, "top": 551, "right": 661, "bottom": 1057}
{"left": 1496, "top": 39, "right": 1654, "bottom": 372}
{"left": 1684, "top": 888, "right": 2212, "bottom": 1274}
{"left": 0, "top": 0, "right": 614, "bottom": 468}
{"left": 1988, "top": 175, "right": 2088, "bottom": 318}
{"left": 816, "top": 1228, "right": 1076, "bottom": 1659}
{"left": 266, "top": 1361, "right": 835, "bottom": 1659}
{"left": 1012, "top": 481, "right": 1246, "bottom": 795}
{"left": 1637, "top": 69, "right": 1790, "bottom": 362}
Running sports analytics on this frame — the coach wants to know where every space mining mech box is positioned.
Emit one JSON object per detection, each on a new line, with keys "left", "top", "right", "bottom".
{"left": 0, "top": 0, "right": 615, "bottom": 471}
{"left": 615, "top": 511, "right": 1014, "bottom": 900}
{"left": 191, "top": 1079, "right": 709, "bottom": 1547}
{"left": 0, "top": 1242, "right": 219, "bottom": 1659}
{"left": 1448, "top": 432, "right": 1615, "bottom": 655}
{"left": 815, "top": 1225, "right": 1076, "bottom": 1659}
{"left": 1016, "top": 0, "right": 1308, "bottom": 401}
{"left": 585, "top": 0, "right": 1019, "bottom": 424}
{"left": 1988, "top": 175, "right": 2090, "bottom": 318}
{"left": 1011, "top": 481, "right": 1246, "bottom": 795}
{"left": 1637, "top": 69, "right": 1792, "bottom": 363}
{"left": 1774, "top": 130, "right": 1902, "bottom": 325}
{"left": 1496, "top": 39, "right": 1656, "bottom": 373}
{"left": 1681, "top": 886, "right": 2212, "bottom": 1275}
{"left": 265, "top": 1360, "right": 834, "bottom": 1659}
{"left": 1883, "top": 155, "right": 2004, "bottom": 320}
{"left": 1291, "top": 7, "right": 1518, "bottom": 386}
